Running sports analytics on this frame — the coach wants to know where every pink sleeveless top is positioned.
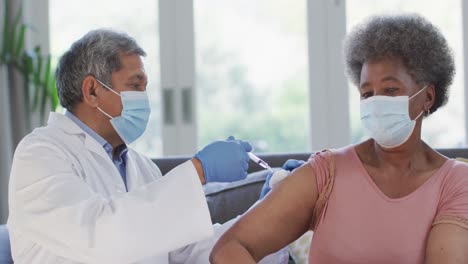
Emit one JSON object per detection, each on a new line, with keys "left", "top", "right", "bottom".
{"left": 308, "top": 145, "right": 468, "bottom": 264}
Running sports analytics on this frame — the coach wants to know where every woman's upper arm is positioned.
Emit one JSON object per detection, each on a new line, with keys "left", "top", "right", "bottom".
{"left": 426, "top": 163, "right": 468, "bottom": 263}
{"left": 214, "top": 164, "right": 319, "bottom": 261}
{"left": 425, "top": 223, "right": 468, "bottom": 263}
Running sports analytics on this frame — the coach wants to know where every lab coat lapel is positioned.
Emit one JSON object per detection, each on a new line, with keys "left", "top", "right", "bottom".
{"left": 83, "top": 135, "right": 109, "bottom": 158}
{"left": 125, "top": 151, "right": 137, "bottom": 190}
{"left": 47, "top": 112, "right": 113, "bottom": 159}
{"left": 48, "top": 112, "right": 126, "bottom": 193}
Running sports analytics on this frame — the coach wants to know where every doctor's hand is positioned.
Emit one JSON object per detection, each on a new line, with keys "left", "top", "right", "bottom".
{"left": 259, "top": 159, "right": 306, "bottom": 199}
{"left": 195, "top": 136, "right": 252, "bottom": 183}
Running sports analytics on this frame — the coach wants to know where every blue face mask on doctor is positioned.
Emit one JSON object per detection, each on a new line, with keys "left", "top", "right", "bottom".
{"left": 96, "top": 79, "right": 151, "bottom": 145}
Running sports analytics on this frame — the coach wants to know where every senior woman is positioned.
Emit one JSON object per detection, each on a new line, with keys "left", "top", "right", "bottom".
{"left": 210, "top": 14, "right": 468, "bottom": 263}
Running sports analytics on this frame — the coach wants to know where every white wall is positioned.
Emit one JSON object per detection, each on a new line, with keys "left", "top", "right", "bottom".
{"left": 307, "top": 0, "right": 350, "bottom": 150}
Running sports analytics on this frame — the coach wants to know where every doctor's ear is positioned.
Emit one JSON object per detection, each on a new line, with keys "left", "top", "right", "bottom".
{"left": 81, "top": 75, "right": 100, "bottom": 107}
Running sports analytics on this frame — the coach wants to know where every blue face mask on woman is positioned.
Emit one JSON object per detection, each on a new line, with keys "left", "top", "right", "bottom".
{"left": 96, "top": 79, "right": 151, "bottom": 144}
{"left": 360, "top": 85, "right": 427, "bottom": 149}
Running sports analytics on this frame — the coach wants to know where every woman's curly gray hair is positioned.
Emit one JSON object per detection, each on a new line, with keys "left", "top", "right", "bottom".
{"left": 343, "top": 14, "right": 455, "bottom": 114}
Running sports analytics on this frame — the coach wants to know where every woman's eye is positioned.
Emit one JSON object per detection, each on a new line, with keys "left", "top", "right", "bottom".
{"left": 386, "top": 87, "right": 399, "bottom": 94}
{"left": 361, "top": 92, "right": 372, "bottom": 99}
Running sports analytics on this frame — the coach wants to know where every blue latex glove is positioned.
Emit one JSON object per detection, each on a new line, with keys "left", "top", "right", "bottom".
{"left": 259, "top": 159, "right": 305, "bottom": 199}
{"left": 195, "top": 136, "right": 252, "bottom": 183}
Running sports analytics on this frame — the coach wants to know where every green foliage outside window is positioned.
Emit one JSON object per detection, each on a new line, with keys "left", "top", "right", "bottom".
{"left": 1, "top": 0, "right": 58, "bottom": 124}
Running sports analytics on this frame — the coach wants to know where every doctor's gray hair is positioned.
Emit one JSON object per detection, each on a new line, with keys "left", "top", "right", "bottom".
{"left": 343, "top": 14, "right": 455, "bottom": 114}
{"left": 56, "top": 29, "right": 146, "bottom": 111}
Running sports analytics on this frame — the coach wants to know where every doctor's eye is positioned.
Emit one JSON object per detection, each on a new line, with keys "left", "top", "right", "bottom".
{"left": 128, "top": 83, "right": 141, "bottom": 90}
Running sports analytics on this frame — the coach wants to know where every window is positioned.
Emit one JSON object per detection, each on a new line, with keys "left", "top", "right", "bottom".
{"left": 346, "top": 0, "right": 465, "bottom": 148}
{"left": 194, "top": 0, "right": 310, "bottom": 153}
{"left": 49, "top": 0, "right": 162, "bottom": 156}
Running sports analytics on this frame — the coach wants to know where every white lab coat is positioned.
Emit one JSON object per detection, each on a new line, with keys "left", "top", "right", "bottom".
{"left": 7, "top": 112, "right": 214, "bottom": 264}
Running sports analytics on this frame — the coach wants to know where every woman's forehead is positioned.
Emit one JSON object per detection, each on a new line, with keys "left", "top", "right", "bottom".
{"left": 360, "top": 58, "right": 414, "bottom": 86}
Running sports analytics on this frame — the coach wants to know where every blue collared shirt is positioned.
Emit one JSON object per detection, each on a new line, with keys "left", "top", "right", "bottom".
{"left": 65, "top": 111, "right": 128, "bottom": 191}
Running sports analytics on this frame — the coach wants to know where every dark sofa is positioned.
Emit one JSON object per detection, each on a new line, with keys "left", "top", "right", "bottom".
{"left": 154, "top": 148, "right": 468, "bottom": 224}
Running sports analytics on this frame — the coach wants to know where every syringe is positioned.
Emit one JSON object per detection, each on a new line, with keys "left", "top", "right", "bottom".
{"left": 248, "top": 152, "right": 274, "bottom": 172}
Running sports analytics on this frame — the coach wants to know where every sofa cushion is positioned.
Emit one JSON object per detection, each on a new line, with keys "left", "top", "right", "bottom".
{"left": 204, "top": 169, "right": 271, "bottom": 224}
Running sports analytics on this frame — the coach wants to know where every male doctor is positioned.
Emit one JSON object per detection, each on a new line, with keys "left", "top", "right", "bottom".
{"left": 7, "top": 29, "right": 252, "bottom": 263}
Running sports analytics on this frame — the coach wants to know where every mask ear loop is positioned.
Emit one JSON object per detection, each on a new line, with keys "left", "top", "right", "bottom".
{"left": 97, "top": 107, "right": 114, "bottom": 119}
{"left": 414, "top": 110, "right": 425, "bottom": 121}
{"left": 410, "top": 84, "right": 430, "bottom": 120}
{"left": 96, "top": 79, "right": 121, "bottom": 97}
{"left": 95, "top": 79, "right": 120, "bottom": 119}
{"left": 409, "top": 84, "right": 429, "bottom": 100}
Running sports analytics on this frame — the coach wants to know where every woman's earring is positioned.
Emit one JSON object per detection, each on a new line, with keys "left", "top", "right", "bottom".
{"left": 424, "top": 109, "right": 430, "bottom": 116}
